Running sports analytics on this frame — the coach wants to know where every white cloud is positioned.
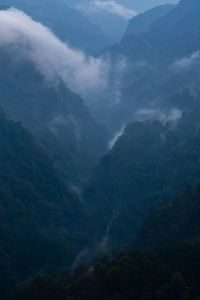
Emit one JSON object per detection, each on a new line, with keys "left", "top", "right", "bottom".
{"left": 77, "top": 1, "right": 137, "bottom": 20}
{"left": 173, "top": 51, "right": 200, "bottom": 70}
{"left": 108, "top": 126, "right": 125, "bottom": 149}
{"left": 0, "top": 8, "right": 108, "bottom": 97}
{"left": 136, "top": 108, "right": 182, "bottom": 123}
{"left": 94, "top": 1, "right": 137, "bottom": 19}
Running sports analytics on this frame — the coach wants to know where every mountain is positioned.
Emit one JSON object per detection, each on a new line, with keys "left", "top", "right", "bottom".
{"left": 113, "top": 0, "right": 200, "bottom": 66}
{"left": 91, "top": 0, "right": 200, "bottom": 131}
{"left": 0, "top": 109, "right": 90, "bottom": 299}
{"left": 0, "top": 47, "right": 109, "bottom": 185}
{"left": 2, "top": 0, "right": 113, "bottom": 54}
{"left": 113, "top": 0, "right": 200, "bottom": 61}
{"left": 83, "top": 108, "right": 200, "bottom": 251}
{"left": 125, "top": 4, "right": 175, "bottom": 36}
{"left": 74, "top": 2, "right": 130, "bottom": 42}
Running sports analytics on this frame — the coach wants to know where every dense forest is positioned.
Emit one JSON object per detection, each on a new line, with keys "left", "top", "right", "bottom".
{"left": 83, "top": 108, "right": 200, "bottom": 251}
{"left": 14, "top": 181, "right": 200, "bottom": 299}
{"left": 0, "top": 109, "right": 90, "bottom": 299}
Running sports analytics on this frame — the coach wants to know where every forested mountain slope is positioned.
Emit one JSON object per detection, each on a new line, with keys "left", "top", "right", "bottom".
{"left": 136, "top": 182, "right": 200, "bottom": 253}
{"left": 0, "top": 109, "right": 89, "bottom": 299}
{"left": 14, "top": 175, "right": 200, "bottom": 300}
{"left": 0, "top": 49, "right": 108, "bottom": 185}
{"left": 83, "top": 108, "right": 200, "bottom": 251}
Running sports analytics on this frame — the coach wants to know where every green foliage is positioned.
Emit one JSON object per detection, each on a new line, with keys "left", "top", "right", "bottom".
{"left": 136, "top": 181, "right": 200, "bottom": 252}
{"left": 84, "top": 109, "right": 200, "bottom": 251}
{"left": 14, "top": 249, "right": 195, "bottom": 300}
{"left": 15, "top": 180, "right": 200, "bottom": 300}
{"left": 0, "top": 109, "right": 89, "bottom": 299}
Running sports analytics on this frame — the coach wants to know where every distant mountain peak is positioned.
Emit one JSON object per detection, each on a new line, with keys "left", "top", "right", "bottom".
{"left": 125, "top": 3, "right": 175, "bottom": 36}
{"left": 178, "top": 0, "right": 200, "bottom": 9}
{"left": 0, "top": 5, "right": 9, "bottom": 10}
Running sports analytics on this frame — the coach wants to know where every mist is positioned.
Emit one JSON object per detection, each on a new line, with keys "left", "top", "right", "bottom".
{"left": 173, "top": 51, "right": 200, "bottom": 71}
{"left": 108, "top": 126, "right": 125, "bottom": 149}
{"left": 79, "top": 1, "right": 137, "bottom": 19}
{"left": 136, "top": 108, "right": 182, "bottom": 123}
{"left": 0, "top": 8, "right": 108, "bottom": 97}
{"left": 95, "top": 1, "right": 136, "bottom": 19}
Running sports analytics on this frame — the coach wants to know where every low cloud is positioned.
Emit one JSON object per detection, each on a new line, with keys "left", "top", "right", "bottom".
{"left": 108, "top": 126, "right": 125, "bottom": 149}
{"left": 173, "top": 51, "right": 200, "bottom": 71}
{"left": 94, "top": 1, "right": 137, "bottom": 19}
{"left": 0, "top": 8, "right": 108, "bottom": 97}
{"left": 107, "top": 108, "right": 182, "bottom": 149}
{"left": 76, "top": 1, "right": 137, "bottom": 20}
{"left": 136, "top": 108, "right": 182, "bottom": 123}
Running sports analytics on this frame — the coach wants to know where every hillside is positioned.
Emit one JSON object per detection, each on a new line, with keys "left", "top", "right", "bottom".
{"left": 136, "top": 182, "right": 200, "bottom": 253}
{"left": 92, "top": 0, "right": 200, "bottom": 131}
{"left": 0, "top": 48, "right": 109, "bottom": 185}
{"left": 83, "top": 108, "right": 200, "bottom": 251}
{"left": 14, "top": 177, "right": 200, "bottom": 300}
{"left": 0, "top": 109, "right": 89, "bottom": 299}
{"left": 125, "top": 4, "right": 174, "bottom": 36}
{"left": 112, "top": 0, "right": 200, "bottom": 62}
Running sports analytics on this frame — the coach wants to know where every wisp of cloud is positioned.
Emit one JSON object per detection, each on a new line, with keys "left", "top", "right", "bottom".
{"left": 76, "top": 1, "right": 137, "bottom": 20}
{"left": 136, "top": 108, "right": 182, "bottom": 123}
{"left": 108, "top": 126, "right": 125, "bottom": 149}
{"left": 0, "top": 8, "right": 108, "bottom": 97}
{"left": 94, "top": 1, "right": 137, "bottom": 19}
{"left": 173, "top": 51, "right": 200, "bottom": 71}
